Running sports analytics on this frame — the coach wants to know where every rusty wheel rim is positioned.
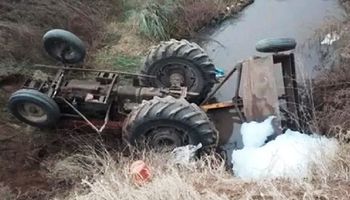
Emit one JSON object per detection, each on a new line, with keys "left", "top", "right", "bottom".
{"left": 17, "top": 102, "right": 48, "bottom": 123}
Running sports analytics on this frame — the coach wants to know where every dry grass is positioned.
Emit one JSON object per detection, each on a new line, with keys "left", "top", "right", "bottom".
{"left": 340, "top": 0, "right": 350, "bottom": 11}
{"left": 0, "top": 183, "right": 16, "bottom": 200}
{"left": 126, "top": 0, "right": 252, "bottom": 40}
{"left": 44, "top": 139, "right": 350, "bottom": 200}
{"left": 94, "top": 0, "right": 253, "bottom": 71}
{"left": 172, "top": 0, "right": 228, "bottom": 38}
{"left": 0, "top": 23, "right": 42, "bottom": 63}
{"left": 173, "top": 0, "right": 253, "bottom": 38}
{"left": 172, "top": 0, "right": 254, "bottom": 38}
{"left": 311, "top": 18, "right": 350, "bottom": 137}
{"left": 0, "top": 0, "right": 251, "bottom": 66}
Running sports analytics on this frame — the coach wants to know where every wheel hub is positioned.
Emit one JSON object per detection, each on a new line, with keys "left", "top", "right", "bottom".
{"left": 148, "top": 127, "right": 189, "bottom": 149}
{"left": 157, "top": 64, "right": 197, "bottom": 89}
{"left": 17, "top": 103, "right": 47, "bottom": 123}
{"left": 169, "top": 72, "right": 185, "bottom": 88}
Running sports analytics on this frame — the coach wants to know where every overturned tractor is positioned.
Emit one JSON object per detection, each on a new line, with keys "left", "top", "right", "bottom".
{"left": 7, "top": 29, "right": 303, "bottom": 151}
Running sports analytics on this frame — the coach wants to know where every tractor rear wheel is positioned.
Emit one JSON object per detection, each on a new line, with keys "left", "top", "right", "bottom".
{"left": 140, "top": 39, "right": 217, "bottom": 104}
{"left": 123, "top": 96, "right": 218, "bottom": 152}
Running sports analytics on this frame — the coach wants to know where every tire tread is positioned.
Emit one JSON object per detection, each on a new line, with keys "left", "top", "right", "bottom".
{"left": 123, "top": 96, "right": 218, "bottom": 150}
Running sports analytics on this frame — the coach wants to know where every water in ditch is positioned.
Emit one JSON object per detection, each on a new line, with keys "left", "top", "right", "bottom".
{"left": 201, "top": 0, "right": 345, "bottom": 151}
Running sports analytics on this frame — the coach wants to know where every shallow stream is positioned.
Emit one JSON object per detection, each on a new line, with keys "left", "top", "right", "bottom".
{"left": 201, "top": 0, "right": 345, "bottom": 148}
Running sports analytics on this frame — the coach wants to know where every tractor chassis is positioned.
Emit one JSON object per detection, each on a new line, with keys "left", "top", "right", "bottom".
{"left": 21, "top": 51, "right": 301, "bottom": 138}
{"left": 22, "top": 65, "right": 198, "bottom": 134}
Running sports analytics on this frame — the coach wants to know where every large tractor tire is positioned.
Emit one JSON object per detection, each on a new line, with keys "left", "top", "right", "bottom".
{"left": 123, "top": 96, "right": 218, "bottom": 152}
{"left": 8, "top": 89, "right": 60, "bottom": 128}
{"left": 43, "top": 29, "right": 86, "bottom": 64}
{"left": 140, "top": 39, "right": 217, "bottom": 104}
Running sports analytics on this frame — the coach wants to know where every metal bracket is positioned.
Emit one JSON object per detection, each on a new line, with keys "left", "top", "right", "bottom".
{"left": 59, "top": 97, "right": 112, "bottom": 134}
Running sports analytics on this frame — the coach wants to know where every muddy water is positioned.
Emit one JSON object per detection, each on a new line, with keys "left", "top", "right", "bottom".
{"left": 202, "top": 0, "right": 344, "bottom": 150}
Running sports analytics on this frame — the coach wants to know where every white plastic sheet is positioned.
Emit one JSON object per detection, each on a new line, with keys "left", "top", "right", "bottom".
{"left": 171, "top": 143, "right": 202, "bottom": 165}
{"left": 232, "top": 117, "right": 338, "bottom": 180}
{"left": 321, "top": 32, "right": 340, "bottom": 45}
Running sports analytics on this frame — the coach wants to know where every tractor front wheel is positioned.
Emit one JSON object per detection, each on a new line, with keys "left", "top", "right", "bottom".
{"left": 8, "top": 89, "right": 60, "bottom": 128}
{"left": 43, "top": 29, "right": 86, "bottom": 64}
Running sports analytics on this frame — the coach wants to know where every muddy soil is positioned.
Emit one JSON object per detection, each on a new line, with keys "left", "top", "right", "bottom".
{"left": 0, "top": 2, "right": 122, "bottom": 196}
{"left": 0, "top": 0, "right": 120, "bottom": 64}
{"left": 0, "top": 77, "right": 125, "bottom": 199}
{"left": 0, "top": 79, "right": 66, "bottom": 199}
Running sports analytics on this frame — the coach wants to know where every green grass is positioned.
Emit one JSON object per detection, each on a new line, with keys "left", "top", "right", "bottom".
{"left": 120, "top": 0, "right": 243, "bottom": 41}
{"left": 111, "top": 55, "right": 142, "bottom": 72}
{"left": 95, "top": 49, "right": 142, "bottom": 73}
{"left": 137, "top": 3, "right": 173, "bottom": 41}
{"left": 122, "top": 0, "right": 175, "bottom": 41}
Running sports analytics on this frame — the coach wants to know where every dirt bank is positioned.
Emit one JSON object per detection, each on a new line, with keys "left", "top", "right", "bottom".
{"left": 308, "top": 0, "right": 350, "bottom": 137}
{"left": 0, "top": 79, "right": 126, "bottom": 199}
{"left": 0, "top": 0, "right": 120, "bottom": 64}
{"left": 0, "top": 0, "right": 253, "bottom": 74}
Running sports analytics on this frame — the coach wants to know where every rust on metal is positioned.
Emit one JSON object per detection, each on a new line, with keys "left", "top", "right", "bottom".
{"left": 34, "top": 64, "right": 157, "bottom": 79}
{"left": 202, "top": 63, "right": 240, "bottom": 105}
{"left": 201, "top": 101, "right": 235, "bottom": 112}
{"left": 18, "top": 50, "right": 302, "bottom": 136}
{"left": 201, "top": 101, "right": 240, "bottom": 112}
{"left": 59, "top": 97, "right": 113, "bottom": 134}
{"left": 240, "top": 56, "right": 281, "bottom": 122}
{"left": 273, "top": 53, "right": 300, "bottom": 128}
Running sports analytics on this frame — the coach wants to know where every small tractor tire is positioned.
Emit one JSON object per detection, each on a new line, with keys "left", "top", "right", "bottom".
{"left": 8, "top": 89, "right": 60, "bottom": 128}
{"left": 140, "top": 39, "right": 217, "bottom": 104}
{"left": 43, "top": 29, "right": 86, "bottom": 64}
{"left": 123, "top": 96, "right": 218, "bottom": 152}
{"left": 256, "top": 38, "right": 297, "bottom": 53}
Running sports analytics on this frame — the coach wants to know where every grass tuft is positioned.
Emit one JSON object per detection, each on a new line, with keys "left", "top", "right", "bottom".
{"left": 123, "top": 0, "right": 247, "bottom": 41}
{"left": 138, "top": 3, "right": 173, "bottom": 41}
{"left": 47, "top": 142, "right": 350, "bottom": 200}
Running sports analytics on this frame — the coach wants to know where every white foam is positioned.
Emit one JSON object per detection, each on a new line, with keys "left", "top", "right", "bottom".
{"left": 241, "top": 116, "right": 276, "bottom": 148}
{"left": 232, "top": 117, "right": 339, "bottom": 180}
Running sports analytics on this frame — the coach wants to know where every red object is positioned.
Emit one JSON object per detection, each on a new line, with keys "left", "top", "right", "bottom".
{"left": 130, "top": 160, "right": 152, "bottom": 185}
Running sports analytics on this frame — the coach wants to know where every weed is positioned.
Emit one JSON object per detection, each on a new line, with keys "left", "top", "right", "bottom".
{"left": 310, "top": 17, "right": 350, "bottom": 136}
{"left": 173, "top": 0, "right": 226, "bottom": 38}
{"left": 125, "top": 0, "right": 247, "bottom": 40}
{"left": 112, "top": 55, "right": 142, "bottom": 72}
{"left": 122, "top": 0, "right": 175, "bottom": 41}
{"left": 138, "top": 3, "right": 173, "bottom": 41}
{"left": 48, "top": 142, "right": 350, "bottom": 200}
{"left": 95, "top": 49, "right": 142, "bottom": 72}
